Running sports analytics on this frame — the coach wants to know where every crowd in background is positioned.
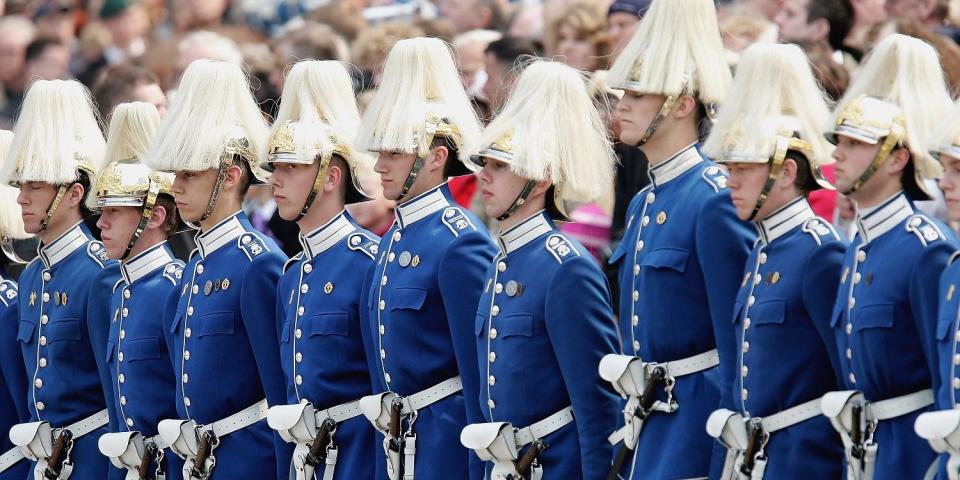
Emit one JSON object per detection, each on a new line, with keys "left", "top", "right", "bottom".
{"left": 2, "top": 0, "right": 960, "bottom": 266}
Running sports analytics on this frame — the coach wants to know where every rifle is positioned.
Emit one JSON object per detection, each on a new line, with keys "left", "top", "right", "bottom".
{"left": 138, "top": 441, "right": 160, "bottom": 480}
{"left": 511, "top": 440, "right": 547, "bottom": 480}
{"left": 189, "top": 430, "right": 217, "bottom": 479}
{"left": 304, "top": 418, "right": 337, "bottom": 468}
{"left": 43, "top": 429, "right": 73, "bottom": 480}
{"left": 605, "top": 366, "right": 666, "bottom": 480}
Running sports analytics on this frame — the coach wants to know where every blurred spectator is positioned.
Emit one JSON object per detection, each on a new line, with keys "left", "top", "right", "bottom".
{"left": 774, "top": 0, "right": 855, "bottom": 57}
{"left": 507, "top": 3, "right": 543, "bottom": 40}
{"left": 303, "top": 1, "right": 366, "bottom": 41}
{"left": 482, "top": 36, "right": 542, "bottom": 113}
{"left": 886, "top": 0, "right": 960, "bottom": 42}
{"left": 720, "top": 14, "right": 777, "bottom": 66}
{"left": 720, "top": 0, "right": 781, "bottom": 20}
{"left": 171, "top": 0, "right": 229, "bottom": 32}
{"left": 0, "top": 15, "right": 36, "bottom": 127}
{"left": 453, "top": 29, "right": 501, "bottom": 98}
{"left": 846, "top": 0, "right": 888, "bottom": 60}
{"left": 240, "top": 42, "right": 278, "bottom": 117}
{"left": 797, "top": 39, "right": 849, "bottom": 101}
{"left": 100, "top": 0, "right": 152, "bottom": 64}
{"left": 412, "top": 16, "right": 457, "bottom": 43}
{"left": 438, "top": 0, "right": 508, "bottom": 33}
{"left": 546, "top": 0, "right": 610, "bottom": 71}
{"left": 607, "top": 0, "right": 649, "bottom": 56}
{"left": 34, "top": 0, "right": 80, "bottom": 47}
{"left": 885, "top": 18, "right": 960, "bottom": 98}
{"left": 350, "top": 21, "right": 423, "bottom": 90}
{"left": 91, "top": 63, "right": 166, "bottom": 121}
{"left": 176, "top": 29, "right": 242, "bottom": 78}
{"left": 24, "top": 38, "right": 71, "bottom": 82}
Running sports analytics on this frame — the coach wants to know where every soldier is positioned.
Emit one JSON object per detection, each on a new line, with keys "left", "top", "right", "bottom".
{"left": 817, "top": 33, "right": 958, "bottom": 480}
{"left": 355, "top": 37, "right": 496, "bottom": 480}
{"left": 263, "top": 60, "right": 380, "bottom": 480}
{"left": 599, "top": 0, "right": 755, "bottom": 478}
{"left": 911, "top": 86, "right": 960, "bottom": 480}
{"left": 143, "top": 60, "right": 290, "bottom": 480}
{"left": 91, "top": 102, "right": 185, "bottom": 480}
{"left": 700, "top": 43, "right": 846, "bottom": 479}
{"left": 0, "top": 130, "right": 30, "bottom": 480}
{"left": 1, "top": 79, "right": 118, "bottom": 480}
{"left": 457, "top": 60, "right": 620, "bottom": 479}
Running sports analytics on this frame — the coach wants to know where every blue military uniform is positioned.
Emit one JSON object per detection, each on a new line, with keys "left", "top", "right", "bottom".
{"left": 102, "top": 242, "right": 184, "bottom": 477}
{"left": 361, "top": 183, "right": 496, "bottom": 480}
{"left": 608, "top": 145, "right": 754, "bottom": 479}
{"left": 469, "top": 211, "right": 619, "bottom": 478}
{"left": 163, "top": 211, "right": 290, "bottom": 479}
{"left": 0, "top": 270, "right": 30, "bottom": 480}
{"left": 725, "top": 198, "right": 846, "bottom": 477}
{"left": 931, "top": 252, "right": 960, "bottom": 478}
{"left": 14, "top": 221, "right": 119, "bottom": 479}
{"left": 275, "top": 211, "right": 379, "bottom": 479}
{"left": 831, "top": 192, "right": 956, "bottom": 479}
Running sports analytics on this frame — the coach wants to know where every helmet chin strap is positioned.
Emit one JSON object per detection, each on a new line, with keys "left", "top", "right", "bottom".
{"left": 120, "top": 181, "right": 162, "bottom": 261}
{"left": 747, "top": 138, "right": 791, "bottom": 222}
{"left": 39, "top": 185, "right": 68, "bottom": 232}
{"left": 295, "top": 155, "right": 332, "bottom": 222}
{"left": 841, "top": 132, "right": 901, "bottom": 196}
{"left": 496, "top": 180, "right": 537, "bottom": 222}
{"left": 636, "top": 95, "right": 678, "bottom": 147}
{"left": 396, "top": 118, "right": 443, "bottom": 202}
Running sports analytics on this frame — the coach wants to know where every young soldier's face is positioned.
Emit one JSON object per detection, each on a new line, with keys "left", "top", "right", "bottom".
{"left": 476, "top": 157, "right": 535, "bottom": 220}
{"left": 171, "top": 169, "right": 218, "bottom": 223}
{"left": 16, "top": 181, "right": 58, "bottom": 234}
{"left": 270, "top": 160, "right": 322, "bottom": 221}
{"left": 831, "top": 135, "right": 882, "bottom": 195}
{"left": 725, "top": 162, "right": 772, "bottom": 221}
{"left": 939, "top": 153, "right": 960, "bottom": 222}
{"left": 374, "top": 150, "right": 418, "bottom": 201}
{"left": 615, "top": 91, "right": 665, "bottom": 145}
{"left": 97, "top": 206, "right": 143, "bottom": 259}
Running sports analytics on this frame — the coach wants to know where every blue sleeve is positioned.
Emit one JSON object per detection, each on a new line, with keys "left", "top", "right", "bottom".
{"left": 694, "top": 192, "right": 754, "bottom": 412}
{"left": 801, "top": 238, "right": 848, "bottom": 387}
{"left": 86, "top": 266, "right": 120, "bottom": 433}
{"left": 437, "top": 230, "right": 496, "bottom": 480}
{"left": 239, "top": 251, "right": 293, "bottom": 480}
{"left": 0, "top": 299, "right": 28, "bottom": 421}
{"left": 544, "top": 256, "right": 620, "bottom": 479}
{"left": 911, "top": 241, "right": 957, "bottom": 399}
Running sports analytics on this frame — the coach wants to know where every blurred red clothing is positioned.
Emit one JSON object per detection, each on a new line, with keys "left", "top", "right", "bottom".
{"left": 808, "top": 163, "right": 837, "bottom": 220}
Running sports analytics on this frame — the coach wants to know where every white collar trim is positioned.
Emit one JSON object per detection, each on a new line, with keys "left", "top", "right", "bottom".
{"left": 856, "top": 192, "right": 913, "bottom": 244}
{"left": 121, "top": 242, "right": 173, "bottom": 284}
{"left": 650, "top": 143, "right": 702, "bottom": 187}
{"left": 498, "top": 210, "right": 552, "bottom": 254}
{"left": 395, "top": 184, "right": 450, "bottom": 229}
{"left": 300, "top": 211, "right": 356, "bottom": 259}
{"left": 197, "top": 211, "right": 246, "bottom": 257}
{"left": 40, "top": 221, "right": 88, "bottom": 268}
{"left": 757, "top": 198, "right": 815, "bottom": 244}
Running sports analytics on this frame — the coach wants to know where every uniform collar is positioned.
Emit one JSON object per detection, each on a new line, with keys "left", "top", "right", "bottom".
{"left": 121, "top": 242, "right": 173, "bottom": 284}
{"left": 757, "top": 197, "right": 815, "bottom": 245}
{"left": 39, "top": 220, "right": 89, "bottom": 268}
{"left": 299, "top": 210, "right": 356, "bottom": 259}
{"left": 498, "top": 210, "right": 553, "bottom": 254}
{"left": 649, "top": 143, "right": 702, "bottom": 187}
{"left": 196, "top": 210, "right": 246, "bottom": 258}
{"left": 856, "top": 191, "right": 913, "bottom": 244}
{"left": 395, "top": 183, "right": 451, "bottom": 229}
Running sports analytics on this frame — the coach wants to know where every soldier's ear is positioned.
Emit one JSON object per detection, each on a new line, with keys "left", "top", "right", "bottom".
{"left": 886, "top": 147, "right": 910, "bottom": 176}
{"left": 531, "top": 179, "right": 552, "bottom": 198}
{"left": 672, "top": 94, "right": 698, "bottom": 120}
{"left": 222, "top": 165, "right": 244, "bottom": 191}
{"left": 63, "top": 182, "right": 86, "bottom": 208}
{"left": 428, "top": 144, "right": 449, "bottom": 173}
{"left": 148, "top": 205, "right": 168, "bottom": 230}
{"left": 323, "top": 163, "right": 343, "bottom": 194}
{"left": 779, "top": 158, "right": 799, "bottom": 190}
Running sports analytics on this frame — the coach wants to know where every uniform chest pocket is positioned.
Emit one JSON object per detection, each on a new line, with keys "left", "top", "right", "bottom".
{"left": 195, "top": 312, "right": 236, "bottom": 337}
{"left": 17, "top": 321, "right": 36, "bottom": 344}
{"left": 639, "top": 247, "right": 689, "bottom": 273}
{"left": 389, "top": 288, "right": 427, "bottom": 312}
{"left": 305, "top": 313, "right": 350, "bottom": 337}
{"left": 47, "top": 319, "right": 81, "bottom": 342}
{"left": 747, "top": 300, "right": 786, "bottom": 327}
{"left": 124, "top": 337, "right": 162, "bottom": 361}
{"left": 499, "top": 314, "right": 534, "bottom": 338}
{"left": 851, "top": 304, "right": 895, "bottom": 332}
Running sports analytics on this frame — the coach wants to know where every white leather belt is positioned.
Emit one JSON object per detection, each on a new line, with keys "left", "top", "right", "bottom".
{"left": 316, "top": 400, "right": 363, "bottom": 424}
{"left": 399, "top": 376, "right": 463, "bottom": 414}
{"left": 760, "top": 398, "right": 822, "bottom": 433}
{"left": 514, "top": 406, "right": 574, "bottom": 447}
{"left": 0, "top": 446, "right": 24, "bottom": 473}
{"left": 460, "top": 407, "right": 573, "bottom": 480}
{"left": 659, "top": 349, "right": 720, "bottom": 377}
{"left": 267, "top": 399, "right": 365, "bottom": 480}
{"left": 65, "top": 409, "right": 110, "bottom": 439}
{"left": 206, "top": 399, "right": 269, "bottom": 437}
{"left": 8, "top": 409, "right": 109, "bottom": 480}
{"left": 869, "top": 389, "right": 933, "bottom": 421}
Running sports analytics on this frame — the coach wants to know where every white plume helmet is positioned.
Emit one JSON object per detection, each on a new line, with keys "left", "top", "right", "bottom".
{"left": 607, "top": 0, "right": 731, "bottom": 107}
{"left": 704, "top": 42, "right": 835, "bottom": 185}
{"left": 0, "top": 79, "right": 106, "bottom": 187}
{"left": 469, "top": 60, "right": 616, "bottom": 220}
{"left": 103, "top": 102, "right": 161, "bottom": 164}
{"left": 356, "top": 36, "right": 481, "bottom": 174}
{"left": 930, "top": 100, "right": 960, "bottom": 161}
{"left": 143, "top": 59, "right": 269, "bottom": 178}
{"left": 274, "top": 60, "right": 362, "bottom": 136}
{"left": 830, "top": 33, "right": 951, "bottom": 182}
{"left": 0, "top": 130, "right": 27, "bottom": 240}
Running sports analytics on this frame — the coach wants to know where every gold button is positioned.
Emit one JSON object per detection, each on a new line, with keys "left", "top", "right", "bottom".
{"left": 489, "top": 328, "right": 498, "bottom": 339}
{"left": 633, "top": 265, "right": 640, "bottom": 275}
{"left": 741, "top": 389, "right": 748, "bottom": 400}
{"left": 748, "top": 296, "right": 755, "bottom": 306}
{"left": 953, "top": 354, "right": 960, "bottom": 366}
{"left": 754, "top": 274, "right": 761, "bottom": 286}
{"left": 853, "top": 273, "right": 862, "bottom": 284}
{"left": 759, "top": 253, "right": 767, "bottom": 264}
{"left": 378, "top": 300, "right": 385, "bottom": 311}
{"left": 846, "top": 323, "right": 853, "bottom": 334}
{"left": 741, "top": 366, "right": 748, "bottom": 377}
{"left": 744, "top": 318, "right": 751, "bottom": 329}
{"left": 742, "top": 342, "right": 749, "bottom": 353}
{"left": 848, "top": 298, "right": 856, "bottom": 309}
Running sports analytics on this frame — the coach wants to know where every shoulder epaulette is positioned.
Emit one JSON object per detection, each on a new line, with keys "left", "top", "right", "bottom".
{"left": 162, "top": 261, "right": 185, "bottom": 284}
{"left": 86, "top": 241, "right": 111, "bottom": 267}
{"left": 801, "top": 217, "right": 840, "bottom": 246}
{"left": 905, "top": 214, "right": 946, "bottom": 247}
{"left": 440, "top": 207, "right": 477, "bottom": 237}
{"left": 237, "top": 233, "right": 270, "bottom": 261}
{"left": 544, "top": 234, "right": 581, "bottom": 264}
{"left": 347, "top": 232, "right": 380, "bottom": 260}
{"left": 700, "top": 165, "right": 729, "bottom": 192}
{"left": 283, "top": 253, "right": 304, "bottom": 273}
{"left": 0, "top": 280, "right": 18, "bottom": 307}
